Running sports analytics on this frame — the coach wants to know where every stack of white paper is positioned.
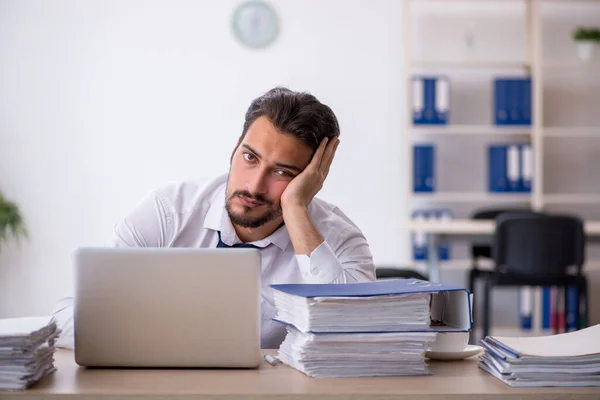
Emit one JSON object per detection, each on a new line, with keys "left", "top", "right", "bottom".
{"left": 0, "top": 316, "right": 59, "bottom": 391}
{"left": 273, "top": 292, "right": 431, "bottom": 333}
{"left": 278, "top": 326, "right": 436, "bottom": 378}
{"left": 272, "top": 280, "right": 453, "bottom": 378}
{"left": 479, "top": 324, "right": 600, "bottom": 387}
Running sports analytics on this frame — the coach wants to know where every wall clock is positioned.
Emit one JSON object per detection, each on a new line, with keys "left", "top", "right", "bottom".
{"left": 232, "top": 1, "right": 279, "bottom": 49}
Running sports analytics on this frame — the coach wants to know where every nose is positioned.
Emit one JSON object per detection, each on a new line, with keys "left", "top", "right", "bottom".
{"left": 246, "top": 168, "right": 269, "bottom": 196}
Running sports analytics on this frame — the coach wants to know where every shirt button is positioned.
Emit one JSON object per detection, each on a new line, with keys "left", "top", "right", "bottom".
{"left": 310, "top": 267, "right": 319, "bottom": 276}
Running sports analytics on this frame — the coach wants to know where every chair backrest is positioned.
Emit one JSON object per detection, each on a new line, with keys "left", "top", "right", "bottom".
{"left": 376, "top": 267, "right": 428, "bottom": 281}
{"left": 492, "top": 213, "right": 585, "bottom": 278}
{"left": 470, "top": 208, "right": 536, "bottom": 260}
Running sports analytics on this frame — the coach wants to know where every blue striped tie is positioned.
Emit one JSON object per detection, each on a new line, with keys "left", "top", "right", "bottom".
{"left": 216, "top": 231, "right": 261, "bottom": 248}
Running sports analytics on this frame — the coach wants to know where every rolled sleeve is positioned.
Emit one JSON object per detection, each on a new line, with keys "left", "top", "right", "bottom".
{"left": 295, "top": 228, "right": 376, "bottom": 284}
{"left": 295, "top": 241, "right": 345, "bottom": 283}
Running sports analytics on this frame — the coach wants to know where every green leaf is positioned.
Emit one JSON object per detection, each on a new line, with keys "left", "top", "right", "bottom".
{"left": 0, "top": 193, "right": 28, "bottom": 247}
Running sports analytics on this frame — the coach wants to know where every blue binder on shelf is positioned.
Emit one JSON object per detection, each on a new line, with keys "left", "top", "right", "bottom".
{"left": 519, "top": 286, "right": 532, "bottom": 331}
{"left": 488, "top": 143, "right": 533, "bottom": 193}
{"left": 494, "top": 77, "right": 532, "bottom": 126}
{"left": 271, "top": 279, "right": 473, "bottom": 332}
{"left": 488, "top": 145, "right": 509, "bottom": 192}
{"left": 435, "top": 208, "right": 453, "bottom": 261}
{"left": 519, "top": 143, "right": 533, "bottom": 193}
{"left": 413, "top": 144, "right": 435, "bottom": 192}
{"left": 411, "top": 209, "right": 429, "bottom": 261}
{"left": 566, "top": 286, "right": 578, "bottom": 332}
{"left": 542, "top": 286, "right": 551, "bottom": 330}
{"left": 412, "top": 76, "right": 450, "bottom": 125}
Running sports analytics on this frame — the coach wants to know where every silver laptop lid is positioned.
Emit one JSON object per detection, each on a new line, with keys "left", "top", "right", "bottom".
{"left": 74, "top": 247, "right": 261, "bottom": 368}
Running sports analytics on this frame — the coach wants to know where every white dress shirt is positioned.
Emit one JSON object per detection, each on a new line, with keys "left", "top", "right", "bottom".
{"left": 52, "top": 173, "right": 376, "bottom": 349}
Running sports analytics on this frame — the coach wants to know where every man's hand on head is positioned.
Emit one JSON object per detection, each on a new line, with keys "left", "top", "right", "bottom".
{"left": 280, "top": 137, "right": 340, "bottom": 210}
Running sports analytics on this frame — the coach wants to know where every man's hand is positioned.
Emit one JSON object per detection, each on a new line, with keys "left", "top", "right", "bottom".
{"left": 281, "top": 136, "right": 340, "bottom": 255}
{"left": 280, "top": 137, "right": 340, "bottom": 210}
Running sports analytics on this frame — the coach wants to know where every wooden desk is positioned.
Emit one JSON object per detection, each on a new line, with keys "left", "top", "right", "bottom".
{"left": 407, "top": 219, "right": 600, "bottom": 283}
{"left": 1, "top": 350, "right": 599, "bottom": 400}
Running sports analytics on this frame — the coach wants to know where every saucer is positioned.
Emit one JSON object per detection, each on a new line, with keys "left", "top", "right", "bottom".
{"left": 425, "top": 345, "right": 483, "bottom": 361}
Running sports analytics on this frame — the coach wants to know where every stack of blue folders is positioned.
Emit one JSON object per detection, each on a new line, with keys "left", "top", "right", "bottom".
{"left": 0, "top": 316, "right": 59, "bottom": 391}
{"left": 479, "top": 324, "right": 600, "bottom": 387}
{"left": 271, "top": 279, "right": 471, "bottom": 378}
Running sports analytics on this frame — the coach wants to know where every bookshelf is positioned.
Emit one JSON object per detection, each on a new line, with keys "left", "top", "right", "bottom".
{"left": 403, "top": 0, "right": 600, "bottom": 247}
{"left": 402, "top": 0, "right": 600, "bottom": 335}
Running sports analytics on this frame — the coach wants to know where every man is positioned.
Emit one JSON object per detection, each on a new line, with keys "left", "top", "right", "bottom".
{"left": 52, "top": 87, "right": 376, "bottom": 349}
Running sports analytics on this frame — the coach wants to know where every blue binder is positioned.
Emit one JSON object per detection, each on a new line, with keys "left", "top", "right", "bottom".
{"left": 542, "top": 287, "right": 551, "bottom": 330}
{"left": 488, "top": 145, "right": 509, "bottom": 192}
{"left": 519, "top": 287, "right": 532, "bottom": 331}
{"left": 519, "top": 143, "right": 533, "bottom": 193}
{"left": 411, "top": 209, "right": 428, "bottom": 261}
{"left": 271, "top": 279, "right": 473, "bottom": 333}
{"left": 521, "top": 78, "right": 532, "bottom": 125}
{"left": 413, "top": 76, "right": 450, "bottom": 125}
{"left": 494, "top": 77, "right": 532, "bottom": 126}
{"left": 494, "top": 79, "right": 508, "bottom": 124}
{"left": 435, "top": 208, "right": 452, "bottom": 261}
{"left": 566, "top": 286, "right": 578, "bottom": 332}
{"left": 413, "top": 145, "right": 435, "bottom": 192}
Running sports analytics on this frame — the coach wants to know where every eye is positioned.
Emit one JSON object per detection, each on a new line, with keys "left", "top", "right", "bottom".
{"left": 276, "top": 170, "right": 294, "bottom": 178}
{"left": 243, "top": 153, "right": 256, "bottom": 162}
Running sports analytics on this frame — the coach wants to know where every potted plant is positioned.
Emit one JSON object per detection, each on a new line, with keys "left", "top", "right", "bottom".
{"left": 572, "top": 27, "right": 600, "bottom": 61}
{"left": 0, "top": 193, "right": 27, "bottom": 248}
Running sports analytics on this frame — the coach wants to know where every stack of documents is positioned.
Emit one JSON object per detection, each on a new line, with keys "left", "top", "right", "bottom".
{"left": 0, "top": 316, "right": 59, "bottom": 391}
{"left": 479, "top": 324, "right": 600, "bottom": 387}
{"left": 272, "top": 279, "right": 471, "bottom": 378}
{"left": 278, "top": 326, "right": 436, "bottom": 377}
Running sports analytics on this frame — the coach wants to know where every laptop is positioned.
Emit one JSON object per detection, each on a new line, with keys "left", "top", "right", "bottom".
{"left": 73, "top": 247, "right": 261, "bottom": 368}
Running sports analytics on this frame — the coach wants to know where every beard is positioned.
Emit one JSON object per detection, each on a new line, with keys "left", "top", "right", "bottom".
{"left": 225, "top": 189, "right": 282, "bottom": 229}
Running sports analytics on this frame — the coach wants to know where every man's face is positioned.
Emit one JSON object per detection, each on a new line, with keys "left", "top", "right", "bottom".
{"left": 226, "top": 116, "right": 312, "bottom": 229}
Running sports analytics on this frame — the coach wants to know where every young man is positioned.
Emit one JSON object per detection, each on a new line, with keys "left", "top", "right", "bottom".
{"left": 52, "top": 87, "right": 376, "bottom": 349}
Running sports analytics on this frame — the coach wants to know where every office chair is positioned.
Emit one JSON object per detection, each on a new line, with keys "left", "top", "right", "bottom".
{"left": 468, "top": 208, "right": 536, "bottom": 295}
{"left": 478, "top": 212, "right": 588, "bottom": 341}
{"left": 468, "top": 208, "right": 540, "bottom": 343}
{"left": 376, "top": 267, "right": 428, "bottom": 281}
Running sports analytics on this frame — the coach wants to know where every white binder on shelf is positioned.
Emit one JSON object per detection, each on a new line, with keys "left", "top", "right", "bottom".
{"left": 507, "top": 144, "right": 520, "bottom": 192}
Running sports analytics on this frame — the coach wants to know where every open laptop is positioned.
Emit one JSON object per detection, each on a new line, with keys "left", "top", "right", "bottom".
{"left": 73, "top": 247, "right": 261, "bottom": 368}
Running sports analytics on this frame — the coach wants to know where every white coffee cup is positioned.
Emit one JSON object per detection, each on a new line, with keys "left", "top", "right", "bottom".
{"left": 428, "top": 331, "right": 470, "bottom": 352}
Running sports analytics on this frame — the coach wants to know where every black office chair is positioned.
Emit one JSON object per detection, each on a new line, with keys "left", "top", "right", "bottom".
{"left": 468, "top": 208, "right": 536, "bottom": 295}
{"left": 468, "top": 208, "right": 541, "bottom": 343}
{"left": 478, "top": 212, "right": 588, "bottom": 341}
{"left": 376, "top": 267, "right": 428, "bottom": 281}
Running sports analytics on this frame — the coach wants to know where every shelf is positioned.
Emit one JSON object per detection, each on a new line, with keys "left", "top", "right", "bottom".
{"left": 410, "top": 258, "right": 600, "bottom": 271}
{"left": 411, "top": 192, "right": 532, "bottom": 203}
{"left": 544, "top": 127, "right": 600, "bottom": 137}
{"left": 412, "top": 125, "right": 531, "bottom": 136}
{"left": 544, "top": 60, "right": 600, "bottom": 70}
{"left": 544, "top": 194, "right": 600, "bottom": 205}
{"left": 412, "top": 60, "right": 530, "bottom": 70}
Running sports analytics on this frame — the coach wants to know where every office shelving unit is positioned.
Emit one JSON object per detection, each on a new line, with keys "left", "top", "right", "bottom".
{"left": 402, "top": 0, "right": 600, "bottom": 335}
{"left": 403, "top": 0, "right": 600, "bottom": 233}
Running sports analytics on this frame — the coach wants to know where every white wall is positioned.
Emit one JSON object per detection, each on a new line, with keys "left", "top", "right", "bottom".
{"left": 0, "top": 0, "right": 407, "bottom": 317}
{"left": 2, "top": 0, "right": 599, "bottom": 324}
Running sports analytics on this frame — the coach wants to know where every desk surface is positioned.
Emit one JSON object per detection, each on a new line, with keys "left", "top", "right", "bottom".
{"left": 407, "top": 219, "right": 600, "bottom": 235}
{"left": 1, "top": 350, "right": 599, "bottom": 400}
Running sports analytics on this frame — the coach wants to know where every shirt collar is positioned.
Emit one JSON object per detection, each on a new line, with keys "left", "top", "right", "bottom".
{"left": 204, "top": 182, "right": 291, "bottom": 251}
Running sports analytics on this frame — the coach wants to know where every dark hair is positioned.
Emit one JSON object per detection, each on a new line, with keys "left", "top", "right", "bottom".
{"left": 241, "top": 87, "right": 340, "bottom": 152}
